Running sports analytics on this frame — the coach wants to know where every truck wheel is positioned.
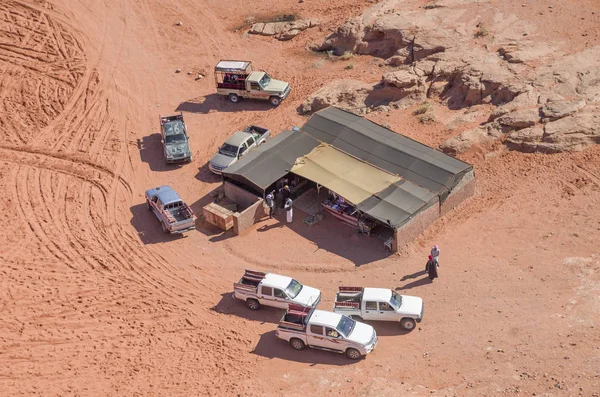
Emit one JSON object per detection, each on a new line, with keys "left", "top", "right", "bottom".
{"left": 290, "top": 338, "right": 305, "bottom": 351}
{"left": 146, "top": 200, "right": 152, "bottom": 211}
{"left": 229, "top": 93, "right": 240, "bottom": 103}
{"left": 269, "top": 96, "right": 281, "bottom": 106}
{"left": 400, "top": 318, "right": 416, "bottom": 331}
{"left": 350, "top": 315, "right": 363, "bottom": 322}
{"left": 246, "top": 298, "right": 260, "bottom": 310}
{"left": 346, "top": 348, "right": 362, "bottom": 360}
{"left": 161, "top": 221, "right": 169, "bottom": 234}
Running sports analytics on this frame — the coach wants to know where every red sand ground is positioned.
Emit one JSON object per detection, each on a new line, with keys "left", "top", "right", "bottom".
{"left": 1, "top": 0, "right": 599, "bottom": 396}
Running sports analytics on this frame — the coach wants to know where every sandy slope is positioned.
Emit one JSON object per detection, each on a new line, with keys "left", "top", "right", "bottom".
{"left": 1, "top": 0, "right": 599, "bottom": 396}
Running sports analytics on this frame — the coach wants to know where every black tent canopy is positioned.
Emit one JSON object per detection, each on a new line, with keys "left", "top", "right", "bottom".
{"left": 222, "top": 107, "right": 472, "bottom": 228}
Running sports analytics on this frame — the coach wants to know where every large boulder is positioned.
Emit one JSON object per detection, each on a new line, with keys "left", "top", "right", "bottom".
{"left": 505, "top": 112, "right": 600, "bottom": 153}
{"left": 495, "top": 108, "right": 540, "bottom": 130}
{"left": 315, "top": 18, "right": 366, "bottom": 55}
{"left": 540, "top": 113, "right": 600, "bottom": 151}
{"left": 249, "top": 19, "right": 319, "bottom": 41}
{"left": 540, "top": 99, "right": 587, "bottom": 122}
{"left": 381, "top": 70, "right": 419, "bottom": 89}
{"left": 505, "top": 126, "right": 545, "bottom": 152}
{"left": 439, "top": 127, "right": 493, "bottom": 155}
{"left": 300, "top": 80, "right": 373, "bottom": 114}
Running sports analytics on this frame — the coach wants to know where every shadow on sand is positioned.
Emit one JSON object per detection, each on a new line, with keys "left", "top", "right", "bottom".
{"left": 211, "top": 293, "right": 284, "bottom": 325}
{"left": 252, "top": 330, "right": 359, "bottom": 365}
{"left": 396, "top": 276, "right": 433, "bottom": 290}
{"left": 257, "top": 209, "right": 390, "bottom": 267}
{"left": 195, "top": 163, "right": 223, "bottom": 183}
{"left": 355, "top": 319, "right": 415, "bottom": 337}
{"left": 136, "top": 134, "right": 189, "bottom": 172}
{"left": 177, "top": 94, "right": 273, "bottom": 114}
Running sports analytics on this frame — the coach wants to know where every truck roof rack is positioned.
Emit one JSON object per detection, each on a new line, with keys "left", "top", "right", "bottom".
{"left": 334, "top": 301, "right": 360, "bottom": 308}
{"left": 159, "top": 113, "right": 184, "bottom": 124}
{"left": 339, "top": 286, "right": 363, "bottom": 292}
{"left": 242, "top": 269, "right": 267, "bottom": 282}
{"left": 288, "top": 303, "right": 312, "bottom": 315}
{"left": 215, "top": 60, "right": 252, "bottom": 72}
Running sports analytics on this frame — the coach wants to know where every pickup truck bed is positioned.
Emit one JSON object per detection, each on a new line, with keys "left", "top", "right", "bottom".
{"left": 169, "top": 206, "right": 193, "bottom": 222}
{"left": 244, "top": 125, "right": 269, "bottom": 142}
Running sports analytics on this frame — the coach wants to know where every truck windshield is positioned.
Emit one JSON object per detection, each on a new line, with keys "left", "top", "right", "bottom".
{"left": 259, "top": 74, "right": 271, "bottom": 89}
{"left": 285, "top": 279, "right": 303, "bottom": 299}
{"left": 219, "top": 143, "right": 238, "bottom": 157}
{"left": 166, "top": 134, "right": 186, "bottom": 144}
{"left": 390, "top": 291, "right": 402, "bottom": 309}
{"left": 337, "top": 316, "right": 355, "bottom": 338}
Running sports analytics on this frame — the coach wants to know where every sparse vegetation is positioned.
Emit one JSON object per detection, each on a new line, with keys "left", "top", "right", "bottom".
{"left": 412, "top": 101, "right": 431, "bottom": 115}
{"left": 474, "top": 25, "right": 489, "bottom": 38}
{"left": 423, "top": 2, "right": 444, "bottom": 9}
{"left": 339, "top": 51, "right": 354, "bottom": 61}
{"left": 419, "top": 113, "right": 436, "bottom": 124}
{"left": 312, "top": 59, "right": 325, "bottom": 68}
{"left": 345, "top": 63, "right": 355, "bottom": 70}
{"left": 234, "top": 13, "right": 297, "bottom": 32}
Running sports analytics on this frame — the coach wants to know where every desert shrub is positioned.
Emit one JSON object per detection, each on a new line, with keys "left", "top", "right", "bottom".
{"left": 345, "top": 63, "right": 355, "bottom": 70}
{"left": 413, "top": 102, "right": 431, "bottom": 115}
{"left": 419, "top": 113, "right": 436, "bottom": 124}
{"left": 474, "top": 25, "right": 489, "bottom": 38}
{"left": 339, "top": 51, "right": 354, "bottom": 61}
{"left": 423, "top": 2, "right": 444, "bottom": 9}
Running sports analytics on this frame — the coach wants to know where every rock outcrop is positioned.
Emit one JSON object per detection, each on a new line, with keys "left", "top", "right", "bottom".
{"left": 249, "top": 19, "right": 318, "bottom": 41}
{"left": 300, "top": 80, "right": 373, "bottom": 114}
{"left": 305, "top": 0, "right": 600, "bottom": 154}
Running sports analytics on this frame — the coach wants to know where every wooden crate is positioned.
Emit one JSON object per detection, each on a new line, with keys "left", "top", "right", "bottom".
{"left": 203, "top": 202, "right": 235, "bottom": 231}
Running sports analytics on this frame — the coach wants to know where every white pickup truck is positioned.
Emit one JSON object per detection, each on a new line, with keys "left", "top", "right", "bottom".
{"left": 332, "top": 287, "right": 424, "bottom": 331}
{"left": 232, "top": 269, "right": 321, "bottom": 310}
{"left": 275, "top": 304, "right": 378, "bottom": 360}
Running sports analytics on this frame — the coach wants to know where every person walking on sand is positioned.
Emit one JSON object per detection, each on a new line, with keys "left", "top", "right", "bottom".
{"left": 284, "top": 197, "right": 293, "bottom": 223}
{"left": 265, "top": 190, "right": 275, "bottom": 219}
{"left": 425, "top": 255, "right": 439, "bottom": 281}
{"left": 431, "top": 245, "right": 440, "bottom": 264}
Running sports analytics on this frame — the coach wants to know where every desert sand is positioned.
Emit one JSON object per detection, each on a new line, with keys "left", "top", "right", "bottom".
{"left": 1, "top": 0, "right": 599, "bottom": 396}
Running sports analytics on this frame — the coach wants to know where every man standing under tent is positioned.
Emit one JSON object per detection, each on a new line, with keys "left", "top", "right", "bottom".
{"left": 265, "top": 190, "right": 275, "bottom": 219}
{"left": 284, "top": 198, "right": 293, "bottom": 223}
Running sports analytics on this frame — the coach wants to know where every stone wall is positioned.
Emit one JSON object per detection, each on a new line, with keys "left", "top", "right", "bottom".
{"left": 233, "top": 199, "right": 267, "bottom": 235}
{"left": 392, "top": 200, "right": 440, "bottom": 252}
{"left": 224, "top": 181, "right": 261, "bottom": 211}
{"left": 440, "top": 170, "right": 476, "bottom": 217}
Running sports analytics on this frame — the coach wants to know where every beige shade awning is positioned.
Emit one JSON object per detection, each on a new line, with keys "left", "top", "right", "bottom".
{"left": 290, "top": 144, "right": 401, "bottom": 205}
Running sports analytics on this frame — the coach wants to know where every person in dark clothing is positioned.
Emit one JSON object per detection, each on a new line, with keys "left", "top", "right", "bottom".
{"left": 425, "top": 255, "right": 438, "bottom": 281}
{"left": 280, "top": 185, "right": 291, "bottom": 207}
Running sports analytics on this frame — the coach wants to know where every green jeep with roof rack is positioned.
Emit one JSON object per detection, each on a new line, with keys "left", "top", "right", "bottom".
{"left": 214, "top": 60, "right": 291, "bottom": 106}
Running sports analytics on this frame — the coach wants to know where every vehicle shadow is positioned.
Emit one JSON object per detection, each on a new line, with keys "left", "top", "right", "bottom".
{"left": 211, "top": 293, "right": 283, "bottom": 324}
{"left": 129, "top": 203, "right": 187, "bottom": 244}
{"left": 396, "top": 277, "right": 433, "bottom": 290}
{"left": 252, "top": 330, "right": 358, "bottom": 365}
{"left": 195, "top": 163, "right": 222, "bottom": 183}
{"left": 176, "top": 94, "right": 273, "bottom": 114}
{"left": 137, "top": 134, "right": 186, "bottom": 172}
{"left": 356, "top": 319, "right": 415, "bottom": 337}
